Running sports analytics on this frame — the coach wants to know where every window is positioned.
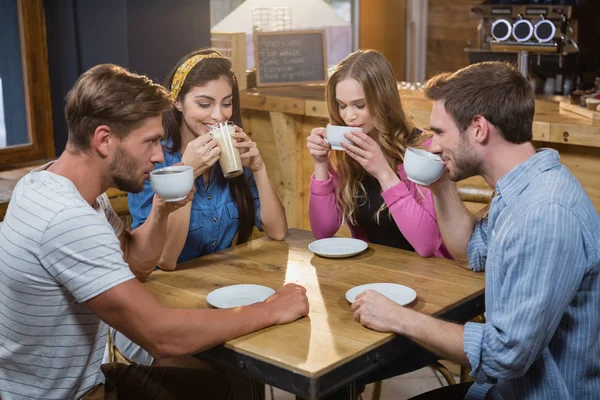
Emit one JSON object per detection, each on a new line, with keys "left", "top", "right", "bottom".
{"left": 0, "top": 0, "right": 54, "bottom": 169}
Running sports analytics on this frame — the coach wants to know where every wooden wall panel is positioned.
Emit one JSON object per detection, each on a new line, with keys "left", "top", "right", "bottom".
{"left": 360, "top": 0, "right": 406, "bottom": 80}
{"left": 427, "top": 0, "right": 478, "bottom": 78}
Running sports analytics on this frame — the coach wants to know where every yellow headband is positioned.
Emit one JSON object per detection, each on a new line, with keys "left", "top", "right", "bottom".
{"left": 170, "top": 53, "right": 224, "bottom": 99}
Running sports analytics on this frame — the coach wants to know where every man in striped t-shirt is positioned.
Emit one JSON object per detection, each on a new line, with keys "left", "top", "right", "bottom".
{"left": 0, "top": 64, "right": 309, "bottom": 400}
{"left": 351, "top": 62, "right": 599, "bottom": 399}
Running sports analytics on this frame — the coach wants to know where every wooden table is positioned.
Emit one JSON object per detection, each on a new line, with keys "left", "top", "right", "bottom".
{"left": 144, "top": 229, "right": 486, "bottom": 399}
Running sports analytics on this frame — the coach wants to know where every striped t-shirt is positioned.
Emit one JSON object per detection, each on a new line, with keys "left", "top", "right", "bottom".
{"left": 0, "top": 164, "right": 135, "bottom": 399}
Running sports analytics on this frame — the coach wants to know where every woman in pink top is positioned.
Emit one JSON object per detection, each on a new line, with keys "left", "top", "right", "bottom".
{"left": 307, "top": 50, "right": 451, "bottom": 258}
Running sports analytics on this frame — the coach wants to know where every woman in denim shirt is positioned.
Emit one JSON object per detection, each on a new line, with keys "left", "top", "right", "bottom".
{"left": 110, "top": 50, "right": 288, "bottom": 380}
{"left": 128, "top": 48, "right": 287, "bottom": 271}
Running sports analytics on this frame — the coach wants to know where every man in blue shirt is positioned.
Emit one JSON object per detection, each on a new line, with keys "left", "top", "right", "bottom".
{"left": 351, "top": 61, "right": 600, "bottom": 399}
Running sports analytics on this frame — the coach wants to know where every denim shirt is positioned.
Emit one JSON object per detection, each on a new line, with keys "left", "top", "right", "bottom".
{"left": 128, "top": 147, "right": 262, "bottom": 263}
{"left": 463, "top": 149, "right": 600, "bottom": 399}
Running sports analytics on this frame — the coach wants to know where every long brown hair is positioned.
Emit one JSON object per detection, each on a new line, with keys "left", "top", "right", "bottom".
{"left": 163, "top": 48, "right": 254, "bottom": 244}
{"left": 326, "top": 49, "right": 423, "bottom": 225}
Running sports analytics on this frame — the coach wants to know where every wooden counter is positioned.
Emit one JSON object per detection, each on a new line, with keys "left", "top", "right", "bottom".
{"left": 240, "top": 85, "right": 600, "bottom": 232}
{"left": 2, "top": 85, "right": 598, "bottom": 230}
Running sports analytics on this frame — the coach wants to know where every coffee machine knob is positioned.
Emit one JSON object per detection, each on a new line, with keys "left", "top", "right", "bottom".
{"left": 512, "top": 19, "right": 534, "bottom": 42}
{"left": 491, "top": 19, "right": 512, "bottom": 42}
{"left": 534, "top": 19, "right": 556, "bottom": 43}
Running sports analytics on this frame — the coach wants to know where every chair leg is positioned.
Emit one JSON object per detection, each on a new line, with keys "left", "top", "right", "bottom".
{"left": 431, "top": 362, "right": 456, "bottom": 386}
{"left": 372, "top": 380, "right": 382, "bottom": 400}
{"left": 460, "top": 366, "right": 473, "bottom": 383}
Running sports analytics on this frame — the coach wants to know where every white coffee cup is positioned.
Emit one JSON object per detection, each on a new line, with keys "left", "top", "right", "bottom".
{"left": 149, "top": 165, "right": 194, "bottom": 201}
{"left": 404, "top": 147, "right": 445, "bottom": 186}
{"left": 326, "top": 125, "right": 363, "bottom": 151}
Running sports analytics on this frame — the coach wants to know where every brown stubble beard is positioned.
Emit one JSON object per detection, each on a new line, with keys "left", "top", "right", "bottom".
{"left": 447, "top": 134, "right": 482, "bottom": 182}
{"left": 109, "top": 145, "right": 146, "bottom": 193}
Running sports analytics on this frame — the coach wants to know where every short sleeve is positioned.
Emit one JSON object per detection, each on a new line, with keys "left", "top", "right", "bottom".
{"left": 40, "top": 205, "right": 135, "bottom": 303}
{"left": 96, "top": 193, "right": 124, "bottom": 237}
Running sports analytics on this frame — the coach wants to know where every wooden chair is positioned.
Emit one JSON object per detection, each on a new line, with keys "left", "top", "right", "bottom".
{"left": 105, "top": 188, "right": 132, "bottom": 228}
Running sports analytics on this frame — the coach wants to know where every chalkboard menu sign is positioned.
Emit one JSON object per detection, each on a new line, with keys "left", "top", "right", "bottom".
{"left": 254, "top": 30, "right": 327, "bottom": 87}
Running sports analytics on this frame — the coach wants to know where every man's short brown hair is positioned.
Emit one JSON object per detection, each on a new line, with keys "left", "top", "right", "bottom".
{"left": 65, "top": 64, "right": 173, "bottom": 150}
{"left": 424, "top": 62, "right": 534, "bottom": 144}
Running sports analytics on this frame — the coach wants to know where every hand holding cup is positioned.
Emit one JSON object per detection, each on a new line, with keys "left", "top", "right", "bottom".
{"left": 233, "top": 126, "right": 264, "bottom": 172}
{"left": 306, "top": 127, "right": 330, "bottom": 164}
{"left": 181, "top": 134, "right": 220, "bottom": 179}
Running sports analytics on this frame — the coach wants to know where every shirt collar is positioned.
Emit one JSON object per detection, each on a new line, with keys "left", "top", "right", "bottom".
{"left": 495, "top": 148, "right": 560, "bottom": 205}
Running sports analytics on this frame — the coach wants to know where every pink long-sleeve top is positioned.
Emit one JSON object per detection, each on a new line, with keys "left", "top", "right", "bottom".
{"left": 309, "top": 163, "right": 452, "bottom": 259}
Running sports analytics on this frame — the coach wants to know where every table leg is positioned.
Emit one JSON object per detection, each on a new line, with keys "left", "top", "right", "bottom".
{"left": 295, "top": 381, "right": 357, "bottom": 400}
{"left": 251, "top": 380, "right": 266, "bottom": 400}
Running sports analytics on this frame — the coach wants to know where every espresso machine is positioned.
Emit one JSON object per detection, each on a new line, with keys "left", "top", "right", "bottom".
{"left": 465, "top": 0, "right": 600, "bottom": 94}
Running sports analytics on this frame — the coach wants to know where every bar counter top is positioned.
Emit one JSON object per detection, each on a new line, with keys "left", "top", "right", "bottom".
{"left": 2, "top": 84, "right": 599, "bottom": 225}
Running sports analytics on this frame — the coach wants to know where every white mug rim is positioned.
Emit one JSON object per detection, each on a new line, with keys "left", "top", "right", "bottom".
{"left": 150, "top": 165, "right": 193, "bottom": 176}
{"left": 406, "top": 147, "right": 444, "bottom": 164}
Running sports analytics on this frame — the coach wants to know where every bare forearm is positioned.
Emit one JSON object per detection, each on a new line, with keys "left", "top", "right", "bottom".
{"left": 314, "top": 161, "right": 329, "bottom": 181}
{"left": 394, "top": 308, "right": 469, "bottom": 366}
{"left": 87, "top": 280, "right": 277, "bottom": 359}
{"left": 152, "top": 303, "right": 275, "bottom": 358}
{"left": 252, "top": 166, "right": 287, "bottom": 240}
{"left": 431, "top": 181, "right": 476, "bottom": 263}
{"left": 126, "top": 208, "right": 170, "bottom": 280}
{"left": 157, "top": 203, "right": 192, "bottom": 270}
{"left": 376, "top": 168, "right": 401, "bottom": 192}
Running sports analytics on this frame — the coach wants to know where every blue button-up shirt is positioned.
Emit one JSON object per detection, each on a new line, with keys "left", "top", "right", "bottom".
{"left": 128, "top": 147, "right": 262, "bottom": 263}
{"left": 463, "top": 149, "right": 600, "bottom": 399}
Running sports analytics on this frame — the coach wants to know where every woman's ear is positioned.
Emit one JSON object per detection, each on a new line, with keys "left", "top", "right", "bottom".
{"left": 174, "top": 100, "right": 182, "bottom": 112}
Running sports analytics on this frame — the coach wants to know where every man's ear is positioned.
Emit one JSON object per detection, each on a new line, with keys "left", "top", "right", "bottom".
{"left": 471, "top": 115, "right": 490, "bottom": 145}
{"left": 90, "top": 125, "right": 113, "bottom": 158}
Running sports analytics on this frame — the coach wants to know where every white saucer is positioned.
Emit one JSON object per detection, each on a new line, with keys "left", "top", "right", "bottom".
{"left": 345, "top": 283, "right": 417, "bottom": 306}
{"left": 206, "top": 284, "right": 275, "bottom": 309}
{"left": 308, "top": 237, "right": 368, "bottom": 259}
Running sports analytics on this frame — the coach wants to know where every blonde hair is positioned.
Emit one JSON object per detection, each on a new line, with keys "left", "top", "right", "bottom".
{"left": 326, "top": 50, "right": 423, "bottom": 225}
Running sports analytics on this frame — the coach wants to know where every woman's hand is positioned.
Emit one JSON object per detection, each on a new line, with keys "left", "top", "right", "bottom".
{"left": 306, "top": 127, "right": 331, "bottom": 165}
{"left": 233, "top": 126, "right": 264, "bottom": 172}
{"left": 342, "top": 130, "right": 399, "bottom": 190}
{"left": 181, "top": 134, "right": 221, "bottom": 178}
